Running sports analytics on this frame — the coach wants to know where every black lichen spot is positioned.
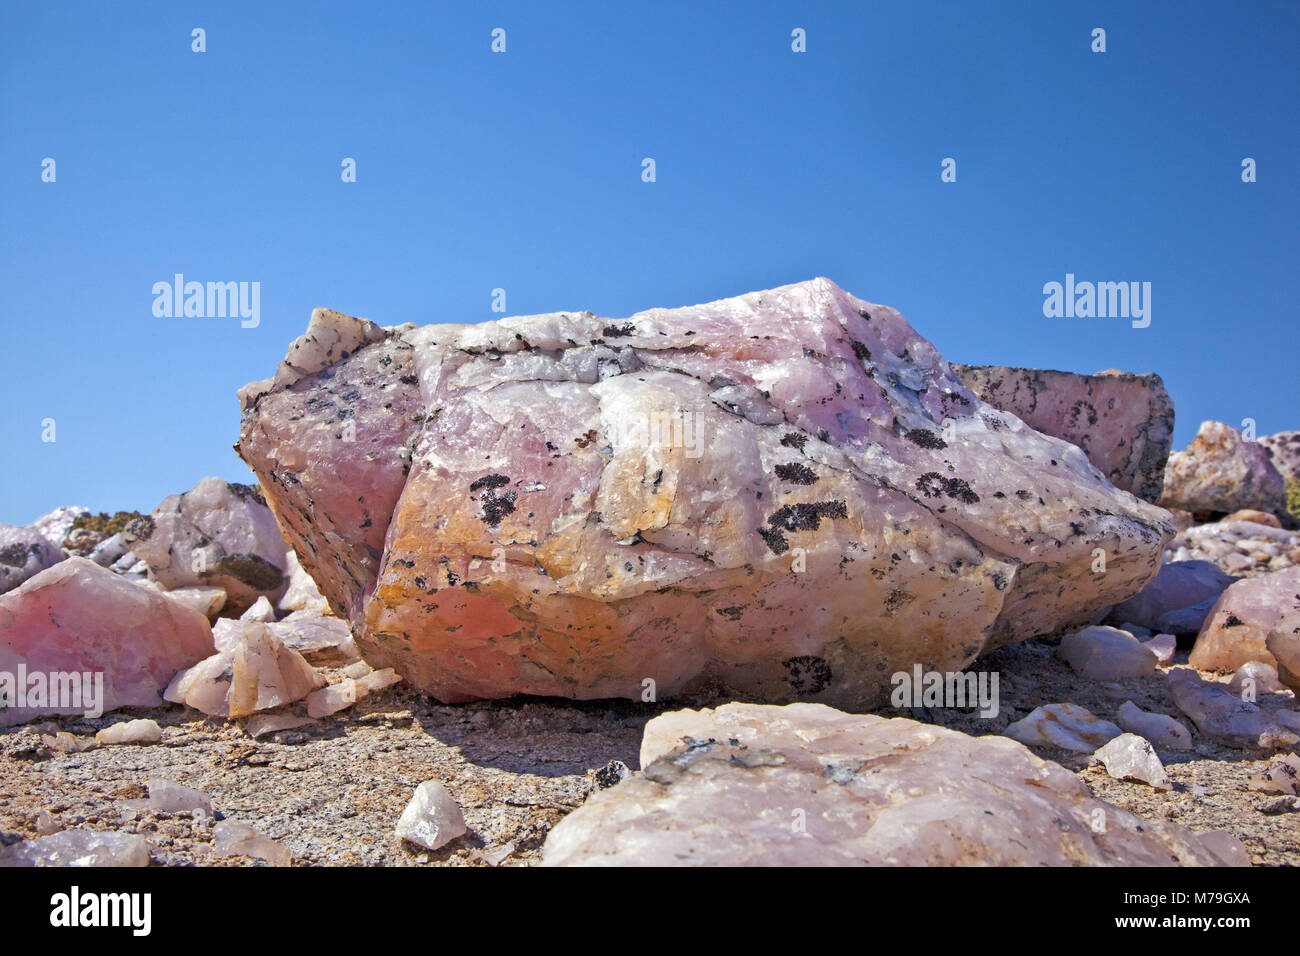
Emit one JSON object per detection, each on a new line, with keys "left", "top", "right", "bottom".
{"left": 399, "top": 374, "right": 419, "bottom": 386}
{"left": 602, "top": 323, "right": 636, "bottom": 338}
{"left": 1224, "top": 614, "right": 1244, "bottom": 627}
{"left": 757, "top": 526, "right": 789, "bottom": 555}
{"left": 850, "top": 340, "right": 872, "bottom": 362}
{"left": 1068, "top": 399, "right": 1098, "bottom": 428}
{"left": 767, "top": 500, "right": 848, "bottom": 532}
{"left": 780, "top": 432, "right": 808, "bottom": 450}
{"left": 784, "top": 656, "right": 832, "bottom": 694}
{"left": 1015, "top": 490, "right": 1033, "bottom": 500}
{"left": 0, "top": 544, "right": 27, "bottom": 567}
{"left": 916, "top": 473, "right": 979, "bottom": 504}
{"left": 480, "top": 490, "right": 517, "bottom": 525}
{"left": 774, "top": 462, "right": 818, "bottom": 485}
{"left": 122, "top": 514, "right": 156, "bottom": 543}
{"left": 943, "top": 478, "right": 979, "bottom": 504}
{"left": 904, "top": 428, "right": 947, "bottom": 449}
{"left": 594, "top": 760, "right": 631, "bottom": 789}
{"left": 715, "top": 606, "right": 745, "bottom": 621}
{"left": 469, "top": 474, "right": 511, "bottom": 493}
{"left": 916, "top": 472, "right": 946, "bottom": 499}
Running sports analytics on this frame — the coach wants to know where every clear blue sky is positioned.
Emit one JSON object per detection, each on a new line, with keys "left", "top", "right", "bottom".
{"left": 2, "top": 1, "right": 1296, "bottom": 524}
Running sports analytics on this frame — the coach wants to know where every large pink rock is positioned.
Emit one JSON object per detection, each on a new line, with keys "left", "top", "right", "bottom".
{"left": 1190, "top": 566, "right": 1300, "bottom": 672}
{"left": 236, "top": 280, "right": 1175, "bottom": 706}
{"left": 0, "top": 558, "right": 214, "bottom": 727}
{"left": 950, "top": 366, "right": 1173, "bottom": 503}
{"left": 1161, "top": 421, "right": 1287, "bottom": 518}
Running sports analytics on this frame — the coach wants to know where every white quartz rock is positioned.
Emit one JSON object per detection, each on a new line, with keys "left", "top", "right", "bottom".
{"left": 279, "top": 549, "right": 330, "bottom": 614}
{"left": 240, "top": 595, "right": 277, "bottom": 622}
{"left": 1056, "top": 626, "right": 1157, "bottom": 680}
{"left": 305, "top": 668, "right": 401, "bottom": 717}
{"left": 1093, "top": 733, "right": 1172, "bottom": 789}
{"left": 163, "top": 586, "right": 227, "bottom": 620}
{"left": 145, "top": 778, "right": 213, "bottom": 815}
{"left": 212, "top": 820, "right": 291, "bottom": 866}
{"left": 1116, "top": 701, "right": 1193, "bottom": 751}
{"left": 394, "top": 781, "right": 467, "bottom": 851}
{"left": 1143, "top": 633, "right": 1178, "bottom": 664}
{"left": 95, "top": 718, "right": 162, "bottom": 746}
{"left": 543, "top": 702, "right": 1243, "bottom": 867}
{"left": 0, "top": 830, "right": 149, "bottom": 867}
{"left": 27, "top": 506, "right": 88, "bottom": 550}
{"left": 1226, "top": 660, "right": 1285, "bottom": 696}
{"left": 1003, "top": 703, "right": 1123, "bottom": 752}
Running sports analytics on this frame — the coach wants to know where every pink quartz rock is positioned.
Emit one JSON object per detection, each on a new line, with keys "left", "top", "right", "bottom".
{"left": 1056, "top": 626, "right": 1157, "bottom": 680}
{"left": 0, "top": 525, "right": 66, "bottom": 594}
{"left": 237, "top": 279, "right": 1175, "bottom": 707}
{"left": 1167, "top": 667, "right": 1299, "bottom": 751}
{"left": 543, "top": 702, "right": 1242, "bottom": 866}
{"left": 1259, "top": 431, "right": 1300, "bottom": 485}
{"left": 1161, "top": 421, "right": 1287, "bottom": 517}
{"left": 121, "top": 477, "right": 290, "bottom": 616}
{"left": 1266, "top": 605, "right": 1300, "bottom": 692}
{"left": 0, "top": 558, "right": 214, "bottom": 727}
{"left": 1189, "top": 566, "right": 1300, "bottom": 672}
{"left": 951, "top": 365, "right": 1173, "bottom": 503}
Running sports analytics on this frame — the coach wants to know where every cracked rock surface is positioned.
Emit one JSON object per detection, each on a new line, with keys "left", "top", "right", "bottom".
{"left": 541, "top": 702, "right": 1243, "bottom": 866}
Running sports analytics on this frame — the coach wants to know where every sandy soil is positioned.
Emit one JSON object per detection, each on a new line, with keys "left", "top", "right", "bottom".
{"left": 0, "top": 636, "right": 1295, "bottom": 867}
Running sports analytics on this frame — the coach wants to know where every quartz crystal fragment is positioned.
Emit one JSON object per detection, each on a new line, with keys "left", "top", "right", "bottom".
{"left": 1092, "top": 732, "right": 1172, "bottom": 789}
{"left": 164, "top": 620, "right": 323, "bottom": 718}
{"left": 1115, "top": 701, "right": 1192, "bottom": 751}
{"left": 144, "top": 778, "right": 213, "bottom": 815}
{"left": 95, "top": 718, "right": 162, "bottom": 746}
{"left": 394, "top": 780, "right": 466, "bottom": 851}
{"left": 212, "top": 820, "right": 291, "bottom": 866}
{"left": 0, "top": 831, "right": 150, "bottom": 867}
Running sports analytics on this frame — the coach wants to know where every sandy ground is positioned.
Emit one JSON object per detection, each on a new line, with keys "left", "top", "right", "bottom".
{"left": 0, "top": 636, "right": 1296, "bottom": 867}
